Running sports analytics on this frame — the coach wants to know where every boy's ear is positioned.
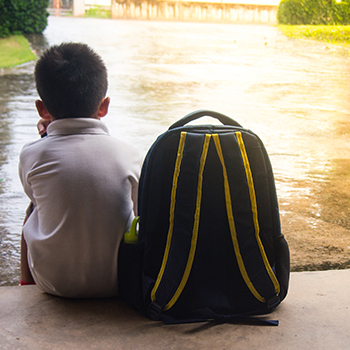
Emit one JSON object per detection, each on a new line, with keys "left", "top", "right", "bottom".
{"left": 35, "top": 100, "right": 52, "bottom": 120}
{"left": 97, "top": 97, "right": 110, "bottom": 119}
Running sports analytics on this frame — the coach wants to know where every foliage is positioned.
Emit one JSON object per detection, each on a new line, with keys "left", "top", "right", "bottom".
{"left": 278, "top": 24, "right": 350, "bottom": 47}
{"left": 277, "top": 0, "right": 350, "bottom": 25}
{"left": 0, "top": 35, "right": 36, "bottom": 68}
{"left": 0, "top": 0, "right": 11, "bottom": 38}
{"left": 0, "top": 0, "right": 49, "bottom": 38}
{"left": 84, "top": 5, "right": 111, "bottom": 19}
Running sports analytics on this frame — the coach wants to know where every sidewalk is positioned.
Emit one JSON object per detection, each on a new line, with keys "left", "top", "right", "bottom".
{"left": 0, "top": 269, "right": 349, "bottom": 349}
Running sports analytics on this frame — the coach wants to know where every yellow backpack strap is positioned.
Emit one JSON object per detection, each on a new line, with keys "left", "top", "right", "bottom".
{"left": 149, "top": 132, "right": 211, "bottom": 319}
{"left": 213, "top": 132, "right": 280, "bottom": 307}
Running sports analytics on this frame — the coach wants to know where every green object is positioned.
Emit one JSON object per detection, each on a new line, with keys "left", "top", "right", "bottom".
{"left": 124, "top": 216, "right": 140, "bottom": 244}
{"left": 0, "top": 0, "right": 49, "bottom": 39}
{"left": 84, "top": 5, "right": 111, "bottom": 19}
{"left": 277, "top": 0, "right": 350, "bottom": 25}
{"left": 278, "top": 24, "right": 350, "bottom": 48}
{"left": 0, "top": 35, "right": 36, "bottom": 68}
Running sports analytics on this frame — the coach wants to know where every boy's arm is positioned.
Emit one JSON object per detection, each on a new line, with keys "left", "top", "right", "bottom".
{"left": 21, "top": 230, "right": 34, "bottom": 284}
{"left": 21, "top": 211, "right": 34, "bottom": 285}
{"left": 19, "top": 117, "right": 46, "bottom": 284}
{"left": 20, "top": 204, "right": 35, "bottom": 284}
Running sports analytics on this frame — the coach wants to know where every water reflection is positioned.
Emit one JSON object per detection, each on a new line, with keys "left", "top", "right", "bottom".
{"left": 0, "top": 16, "right": 350, "bottom": 284}
{"left": 0, "top": 71, "right": 38, "bottom": 285}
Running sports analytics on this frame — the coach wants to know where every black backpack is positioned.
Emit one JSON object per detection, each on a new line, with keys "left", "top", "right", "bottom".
{"left": 118, "top": 110, "right": 290, "bottom": 325}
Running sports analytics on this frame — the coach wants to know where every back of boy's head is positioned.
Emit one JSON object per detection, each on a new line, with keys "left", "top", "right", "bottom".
{"left": 35, "top": 42, "right": 108, "bottom": 119}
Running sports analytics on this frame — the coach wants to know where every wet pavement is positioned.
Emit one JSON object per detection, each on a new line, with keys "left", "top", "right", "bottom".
{"left": 1, "top": 16, "right": 350, "bottom": 285}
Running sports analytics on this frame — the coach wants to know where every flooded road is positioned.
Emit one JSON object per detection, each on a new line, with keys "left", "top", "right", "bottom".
{"left": 1, "top": 16, "right": 350, "bottom": 285}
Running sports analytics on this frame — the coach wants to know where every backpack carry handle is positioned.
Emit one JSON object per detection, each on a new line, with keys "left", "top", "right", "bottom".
{"left": 169, "top": 110, "right": 242, "bottom": 130}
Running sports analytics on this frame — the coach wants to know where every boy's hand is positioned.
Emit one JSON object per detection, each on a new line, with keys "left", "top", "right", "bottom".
{"left": 37, "top": 118, "right": 51, "bottom": 136}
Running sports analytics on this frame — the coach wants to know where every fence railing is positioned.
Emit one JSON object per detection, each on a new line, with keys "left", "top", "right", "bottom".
{"left": 47, "top": 0, "right": 278, "bottom": 23}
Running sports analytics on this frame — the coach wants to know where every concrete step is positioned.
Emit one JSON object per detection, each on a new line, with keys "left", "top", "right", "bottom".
{"left": 0, "top": 269, "right": 349, "bottom": 349}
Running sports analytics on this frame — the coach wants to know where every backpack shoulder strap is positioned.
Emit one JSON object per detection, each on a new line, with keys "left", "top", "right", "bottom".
{"left": 213, "top": 132, "right": 280, "bottom": 308}
{"left": 148, "top": 131, "right": 211, "bottom": 319}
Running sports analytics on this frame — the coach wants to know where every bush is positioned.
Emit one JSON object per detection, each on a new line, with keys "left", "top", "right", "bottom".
{"left": 0, "top": 0, "right": 49, "bottom": 38}
{"left": 277, "top": 0, "right": 310, "bottom": 24}
{"left": 277, "top": 0, "right": 350, "bottom": 25}
{"left": 0, "top": 1, "right": 12, "bottom": 37}
{"left": 84, "top": 5, "right": 111, "bottom": 19}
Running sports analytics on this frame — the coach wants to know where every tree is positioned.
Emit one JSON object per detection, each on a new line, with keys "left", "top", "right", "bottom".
{"left": 0, "top": 0, "right": 49, "bottom": 38}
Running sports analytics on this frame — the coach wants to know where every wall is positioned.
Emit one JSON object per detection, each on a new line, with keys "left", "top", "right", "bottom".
{"left": 73, "top": 0, "right": 86, "bottom": 15}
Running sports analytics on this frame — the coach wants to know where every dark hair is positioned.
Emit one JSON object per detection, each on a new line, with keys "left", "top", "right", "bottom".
{"left": 34, "top": 42, "right": 108, "bottom": 119}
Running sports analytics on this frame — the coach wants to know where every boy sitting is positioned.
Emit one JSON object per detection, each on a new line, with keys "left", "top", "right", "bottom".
{"left": 19, "top": 42, "right": 141, "bottom": 298}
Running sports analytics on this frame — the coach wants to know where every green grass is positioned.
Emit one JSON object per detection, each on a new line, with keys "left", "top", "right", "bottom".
{"left": 84, "top": 6, "right": 111, "bottom": 19}
{"left": 278, "top": 25, "right": 350, "bottom": 48}
{"left": 0, "top": 35, "right": 36, "bottom": 68}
